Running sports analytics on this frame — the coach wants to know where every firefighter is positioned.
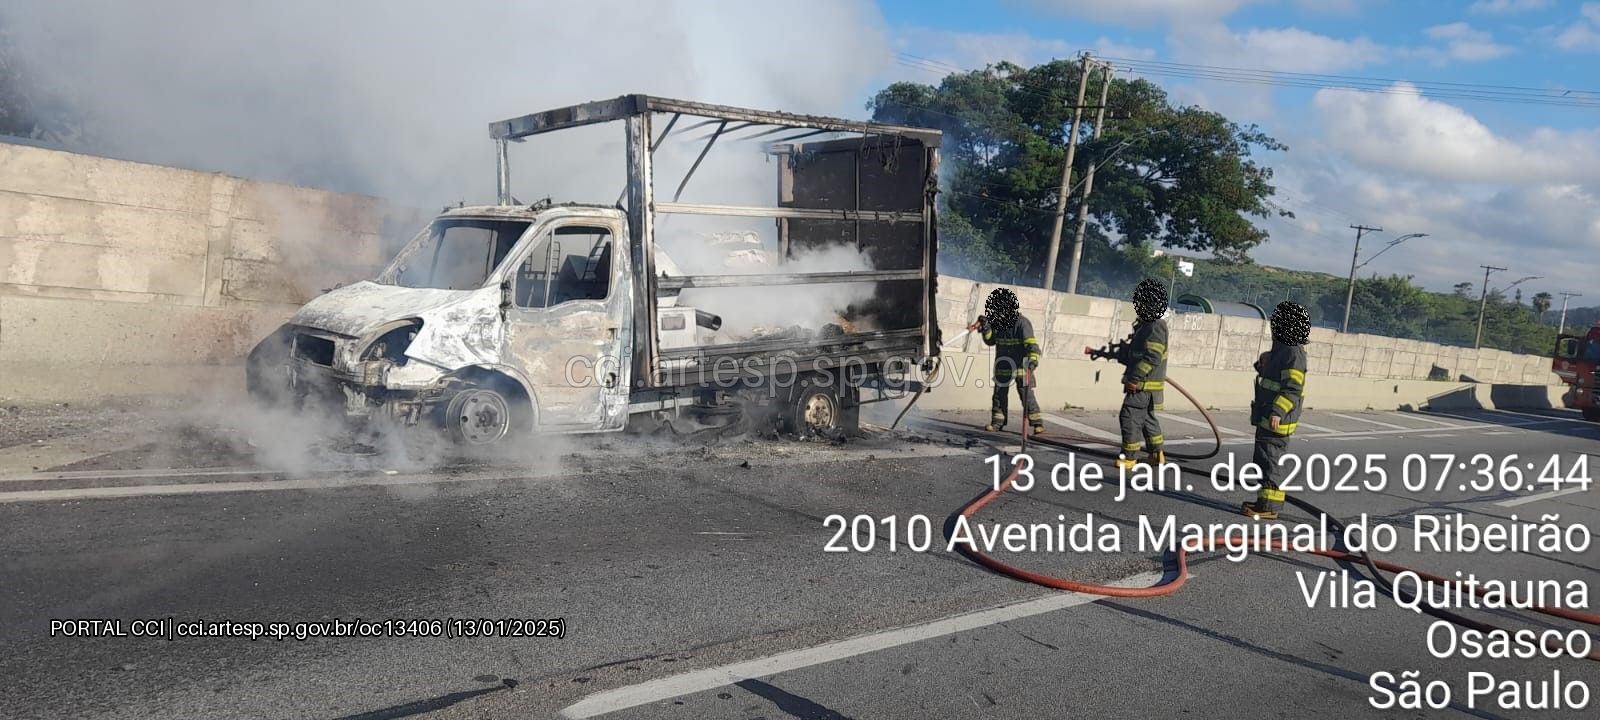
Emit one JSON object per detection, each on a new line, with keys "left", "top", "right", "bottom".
{"left": 1242, "top": 301, "right": 1311, "bottom": 520}
{"left": 977, "top": 288, "right": 1044, "bottom": 435}
{"left": 1115, "top": 279, "right": 1170, "bottom": 471}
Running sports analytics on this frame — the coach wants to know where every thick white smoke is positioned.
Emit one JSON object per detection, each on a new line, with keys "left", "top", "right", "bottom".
{"left": 1, "top": 0, "right": 895, "bottom": 207}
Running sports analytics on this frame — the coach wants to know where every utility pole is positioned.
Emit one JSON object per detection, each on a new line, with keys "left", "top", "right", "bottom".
{"left": 1341, "top": 224, "right": 1381, "bottom": 333}
{"left": 1558, "top": 291, "right": 1583, "bottom": 334}
{"left": 1065, "top": 62, "right": 1114, "bottom": 296}
{"left": 1474, "top": 265, "right": 1505, "bottom": 349}
{"left": 1042, "top": 53, "right": 1094, "bottom": 293}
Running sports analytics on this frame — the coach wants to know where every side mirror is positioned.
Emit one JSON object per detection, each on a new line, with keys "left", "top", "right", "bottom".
{"left": 1556, "top": 337, "right": 1579, "bottom": 360}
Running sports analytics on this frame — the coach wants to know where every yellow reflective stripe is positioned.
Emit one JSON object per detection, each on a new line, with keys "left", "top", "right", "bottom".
{"left": 1258, "top": 377, "right": 1282, "bottom": 391}
{"left": 1023, "top": 336, "right": 1038, "bottom": 344}
{"left": 1273, "top": 395, "right": 1294, "bottom": 413}
{"left": 1139, "top": 380, "right": 1165, "bottom": 391}
{"left": 995, "top": 339, "right": 1027, "bottom": 345}
{"left": 1149, "top": 435, "right": 1164, "bottom": 445}
{"left": 1122, "top": 442, "right": 1142, "bottom": 452}
{"left": 1257, "top": 419, "right": 1298, "bottom": 434}
{"left": 1259, "top": 488, "right": 1286, "bottom": 502}
{"left": 1136, "top": 361, "right": 1154, "bottom": 374}
{"left": 1282, "top": 368, "right": 1306, "bottom": 385}
{"left": 1146, "top": 341, "right": 1167, "bottom": 355}
{"left": 1027, "top": 412, "right": 1043, "bottom": 420}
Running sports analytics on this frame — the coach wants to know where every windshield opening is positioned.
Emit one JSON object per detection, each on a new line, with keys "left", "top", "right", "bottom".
{"left": 388, "top": 218, "right": 530, "bottom": 290}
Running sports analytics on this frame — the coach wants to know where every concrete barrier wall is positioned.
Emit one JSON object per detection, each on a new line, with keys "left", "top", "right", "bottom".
{"left": 0, "top": 141, "right": 421, "bottom": 404}
{"left": 933, "top": 276, "right": 1560, "bottom": 389}
{"left": 0, "top": 141, "right": 1563, "bottom": 406}
{"left": 912, "top": 352, "right": 1567, "bottom": 414}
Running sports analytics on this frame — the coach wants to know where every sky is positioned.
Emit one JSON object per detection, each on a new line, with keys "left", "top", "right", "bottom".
{"left": 3, "top": 0, "right": 1596, "bottom": 300}
{"left": 874, "top": 0, "right": 1600, "bottom": 298}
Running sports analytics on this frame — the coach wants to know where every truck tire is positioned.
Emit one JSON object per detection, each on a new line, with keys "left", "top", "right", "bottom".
{"left": 783, "top": 375, "right": 857, "bottom": 439}
{"left": 1584, "top": 407, "right": 1599, "bottom": 422}
{"left": 443, "top": 387, "right": 514, "bottom": 446}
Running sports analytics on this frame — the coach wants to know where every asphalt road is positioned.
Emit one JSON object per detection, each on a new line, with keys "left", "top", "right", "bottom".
{"left": 1, "top": 401, "right": 1596, "bottom": 719}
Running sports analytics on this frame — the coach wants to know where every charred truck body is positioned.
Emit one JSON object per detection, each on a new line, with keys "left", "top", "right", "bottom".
{"left": 246, "top": 95, "right": 943, "bottom": 444}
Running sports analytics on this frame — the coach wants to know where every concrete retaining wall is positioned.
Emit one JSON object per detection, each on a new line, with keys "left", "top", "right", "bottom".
{"left": 911, "top": 352, "right": 1566, "bottom": 414}
{"left": 932, "top": 276, "right": 1560, "bottom": 388}
{"left": 0, "top": 141, "right": 423, "bottom": 404}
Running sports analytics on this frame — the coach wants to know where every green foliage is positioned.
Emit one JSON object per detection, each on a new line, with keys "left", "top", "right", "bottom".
{"left": 879, "top": 59, "right": 1559, "bottom": 356}
{"left": 870, "top": 59, "right": 1291, "bottom": 284}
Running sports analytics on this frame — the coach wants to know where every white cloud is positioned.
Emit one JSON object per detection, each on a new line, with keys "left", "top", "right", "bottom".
{"left": 1311, "top": 82, "right": 1600, "bottom": 185}
{"left": 1467, "top": 0, "right": 1552, "bottom": 14}
{"left": 1420, "top": 22, "right": 1514, "bottom": 61}
{"left": 1014, "top": 0, "right": 1262, "bottom": 28}
{"left": 1555, "top": 3, "right": 1600, "bottom": 51}
{"left": 1293, "top": 0, "right": 1364, "bottom": 14}
{"left": 1257, "top": 169, "right": 1599, "bottom": 294}
{"left": 889, "top": 28, "right": 1158, "bottom": 81}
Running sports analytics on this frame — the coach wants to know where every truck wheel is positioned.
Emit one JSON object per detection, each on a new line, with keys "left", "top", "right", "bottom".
{"left": 783, "top": 376, "right": 855, "bottom": 439}
{"left": 444, "top": 388, "right": 513, "bottom": 446}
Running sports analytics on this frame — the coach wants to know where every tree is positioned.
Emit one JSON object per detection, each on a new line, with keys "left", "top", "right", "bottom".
{"left": 1532, "top": 291, "right": 1552, "bottom": 321}
{"left": 868, "top": 59, "right": 1290, "bottom": 286}
{"left": 1452, "top": 282, "right": 1474, "bottom": 298}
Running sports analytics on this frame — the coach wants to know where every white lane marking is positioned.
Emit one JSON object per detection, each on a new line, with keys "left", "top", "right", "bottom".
{"left": 0, "top": 469, "right": 546, "bottom": 504}
{"left": 0, "top": 466, "right": 303, "bottom": 483}
{"left": 1160, "top": 413, "right": 1248, "bottom": 436}
{"left": 1488, "top": 408, "right": 1600, "bottom": 428}
{"left": 1327, "top": 412, "right": 1411, "bottom": 431}
{"left": 1497, "top": 488, "right": 1589, "bottom": 508}
{"left": 1293, "top": 422, "right": 1337, "bottom": 435}
{"left": 1404, "top": 414, "right": 1471, "bottom": 429}
{"left": 1040, "top": 413, "right": 1121, "bottom": 443}
{"left": 1419, "top": 434, "right": 1456, "bottom": 439}
{"left": 1317, "top": 436, "right": 1375, "bottom": 442}
{"left": 558, "top": 572, "right": 1162, "bottom": 719}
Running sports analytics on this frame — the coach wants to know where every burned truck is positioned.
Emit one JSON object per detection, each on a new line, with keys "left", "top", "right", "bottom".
{"left": 246, "top": 95, "right": 943, "bottom": 445}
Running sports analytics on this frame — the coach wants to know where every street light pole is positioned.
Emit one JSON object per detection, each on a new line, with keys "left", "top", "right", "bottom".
{"left": 1474, "top": 265, "right": 1504, "bottom": 349}
{"left": 1558, "top": 291, "right": 1583, "bottom": 334}
{"left": 1342, "top": 224, "right": 1381, "bottom": 333}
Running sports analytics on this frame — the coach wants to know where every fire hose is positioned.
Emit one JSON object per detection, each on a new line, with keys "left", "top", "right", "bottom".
{"left": 889, "top": 347, "right": 1600, "bottom": 661}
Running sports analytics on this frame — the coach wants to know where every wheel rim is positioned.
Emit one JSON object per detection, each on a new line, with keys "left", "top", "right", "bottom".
{"left": 802, "top": 392, "right": 837, "bottom": 431}
{"left": 454, "top": 390, "right": 511, "bottom": 444}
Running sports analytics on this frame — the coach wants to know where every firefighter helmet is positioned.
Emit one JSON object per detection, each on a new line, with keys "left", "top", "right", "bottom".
{"left": 1133, "top": 279, "right": 1167, "bottom": 323}
{"left": 985, "top": 288, "right": 1020, "bottom": 331}
{"left": 1271, "top": 301, "right": 1311, "bottom": 346}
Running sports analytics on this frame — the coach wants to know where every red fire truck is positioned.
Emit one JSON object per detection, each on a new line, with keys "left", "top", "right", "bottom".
{"left": 1552, "top": 322, "right": 1600, "bottom": 421}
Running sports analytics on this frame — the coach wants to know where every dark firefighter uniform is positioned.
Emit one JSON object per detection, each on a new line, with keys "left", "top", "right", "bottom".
{"left": 1117, "top": 317, "right": 1168, "bottom": 466}
{"left": 1244, "top": 342, "right": 1307, "bottom": 518}
{"left": 982, "top": 315, "right": 1042, "bottom": 431}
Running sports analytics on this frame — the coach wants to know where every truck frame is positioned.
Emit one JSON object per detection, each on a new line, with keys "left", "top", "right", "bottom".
{"left": 246, "top": 94, "right": 944, "bottom": 444}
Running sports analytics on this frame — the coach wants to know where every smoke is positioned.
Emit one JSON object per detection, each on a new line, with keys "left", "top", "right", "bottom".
{"left": 1, "top": 1, "right": 900, "bottom": 476}
{"left": 0, "top": 0, "right": 895, "bottom": 208}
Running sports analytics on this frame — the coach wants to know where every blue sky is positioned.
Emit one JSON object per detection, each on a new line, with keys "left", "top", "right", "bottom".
{"left": 866, "top": 0, "right": 1600, "bottom": 296}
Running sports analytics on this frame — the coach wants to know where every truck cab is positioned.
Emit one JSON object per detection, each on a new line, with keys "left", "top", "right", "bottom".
{"left": 1552, "top": 323, "right": 1600, "bottom": 421}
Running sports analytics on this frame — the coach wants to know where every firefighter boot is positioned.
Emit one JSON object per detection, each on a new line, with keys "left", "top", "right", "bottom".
{"left": 1140, "top": 449, "right": 1166, "bottom": 466}
{"left": 1241, "top": 487, "right": 1286, "bottom": 520}
{"left": 1114, "top": 455, "right": 1138, "bottom": 472}
{"left": 1030, "top": 422, "right": 1046, "bottom": 436}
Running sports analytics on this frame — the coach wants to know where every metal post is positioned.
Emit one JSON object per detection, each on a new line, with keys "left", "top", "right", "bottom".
{"left": 1474, "top": 265, "right": 1504, "bottom": 349}
{"left": 1042, "top": 54, "right": 1094, "bottom": 293}
{"left": 496, "top": 138, "right": 511, "bottom": 205}
{"left": 1065, "top": 62, "right": 1113, "bottom": 296}
{"left": 1559, "top": 292, "right": 1583, "bottom": 334}
{"left": 1342, "top": 224, "right": 1380, "bottom": 333}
